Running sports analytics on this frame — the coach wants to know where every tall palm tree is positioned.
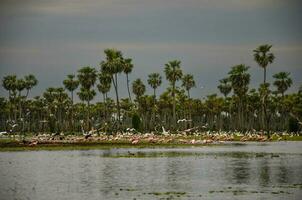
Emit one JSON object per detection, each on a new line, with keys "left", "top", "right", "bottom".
{"left": 63, "top": 74, "right": 79, "bottom": 105}
{"left": 164, "top": 60, "right": 183, "bottom": 127}
{"left": 24, "top": 74, "right": 38, "bottom": 98}
{"left": 273, "top": 72, "right": 293, "bottom": 131}
{"left": 132, "top": 78, "right": 146, "bottom": 100}
{"left": 218, "top": 77, "right": 232, "bottom": 129}
{"left": 123, "top": 58, "right": 133, "bottom": 102}
{"left": 217, "top": 78, "right": 232, "bottom": 98}
{"left": 77, "top": 66, "right": 97, "bottom": 130}
{"left": 100, "top": 49, "right": 124, "bottom": 123}
{"left": 228, "top": 64, "right": 250, "bottom": 131}
{"left": 147, "top": 73, "right": 162, "bottom": 128}
{"left": 181, "top": 74, "right": 195, "bottom": 128}
{"left": 147, "top": 73, "right": 162, "bottom": 98}
{"left": 97, "top": 72, "right": 112, "bottom": 102}
{"left": 2, "top": 75, "right": 17, "bottom": 121}
{"left": 181, "top": 74, "right": 196, "bottom": 98}
{"left": 63, "top": 74, "right": 79, "bottom": 131}
{"left": 258, "top": 83, "right": 271, "bottom": 135}
{"left": 97, "top": 72, "right": 112, "bottom": 122}
{"left": 2, "top": 75, "right": 17, "bottom": 99}
{"left": 16, "top": 78, "right": 26, "bottom": 120}
{"left": 273, "top": 72, "right": 292, "bottom": 97}
{"left": 253, "top": 44, "right": 275, "bottom": 84}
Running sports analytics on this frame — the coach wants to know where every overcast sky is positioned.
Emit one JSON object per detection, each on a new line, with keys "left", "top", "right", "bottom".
{"left": 0, "top": 0, "right": 301, "bottom": 101}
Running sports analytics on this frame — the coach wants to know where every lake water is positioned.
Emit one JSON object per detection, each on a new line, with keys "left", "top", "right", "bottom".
{"left": 0, "top": 142, "right": 302, "bottom": 200}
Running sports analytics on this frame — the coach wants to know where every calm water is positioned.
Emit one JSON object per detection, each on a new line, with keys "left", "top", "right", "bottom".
{"left": 0, "top": 142, "right": 302, "bottom": 200}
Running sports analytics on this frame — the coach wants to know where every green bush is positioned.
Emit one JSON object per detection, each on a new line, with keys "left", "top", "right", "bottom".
{"left": 288, "top": 117, "right": 299, "bottom": 133}
{"left": 132, "top": 113, "right": 141, "bottom": 132}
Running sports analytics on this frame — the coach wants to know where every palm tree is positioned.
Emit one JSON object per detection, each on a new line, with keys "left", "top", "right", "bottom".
{"left": 181, "top": 74, "right": 196, "bottom": 98}
{"left": 63, "top": 74, "right": 79, "bottom": 131}
{"left": 123, "top": 58, "right": 133, "bottom": 102}
{"left": 132, "top": 78, "right": 146, "bottom": 100}
{"left": 273, "top": 72, "right": 293, "bottom": 131}
{"left": 24, "top": 74, "right": 38, "bottom": 98}
{"left": 16, "top": 78, "right": 26, "bottom": 120}
{"left": 77, "top": 67, "right": 97, "bottom": 90}
{"left": 2, "top": 75, "right": 17, "bottom": 121}
{"left": 253, "top": 44, "right": 275, "bottom": 84}
{"left": 228, "top": 64, "right": 250, "bottom": 131}
{"left": 147, "top": 73, "right": 162, "bottom": 98}
{"left": 164, "top": 60, "right": 183, "bottom": 127}
{"left": 77, "top": 66, "right": 97, "bottom": 130}
{"left": 97, "top": 72, "right": 112, "bottom": 102}
{"left": 258, "top": 83, "right": 271, "bottom": 135}
{"left": 218, "top": 78, "right": 232, "bottom": 98}
{"left": 181, "top": 74, "right": 195, "bottom": 128}
{"left": 97, "top": 72, "right": 112, "bottom": 122}
{"left": 63, "top": 74, "right": 79, "bottom": 104}
{"left": 100, "top": 49, "right": 124, "bottom": 123}
{"left": 54, "top": 87, "right": 69, "bottom": 132}
{"left": 273, "top": 72, "right": 292, "bottom": 97}
{"left": 2, "top": 75, "right": 17, "bottom": 99}
{"left": 147, "top": 73, "right": 162, "bottom": 128}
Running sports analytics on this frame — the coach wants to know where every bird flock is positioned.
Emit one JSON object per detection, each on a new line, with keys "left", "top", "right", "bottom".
{"left": 0, "top": 127, "right": 298, "bottom": 147}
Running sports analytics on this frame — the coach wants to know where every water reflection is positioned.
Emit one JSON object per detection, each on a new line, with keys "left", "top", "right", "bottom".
{"left": 232, "top": 158, "right": 250, "bottom": 184}
{"left": 259, "top": 159, "right": 270, "bottom": 187}
{"left": 0, "top": 142, "right": 302, "bottom": 200}
{"left": 277, "top": 159, "right": 290, "bottom": 184}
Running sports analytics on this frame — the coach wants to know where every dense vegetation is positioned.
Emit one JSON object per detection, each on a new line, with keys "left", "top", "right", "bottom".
{"left": 1, "top": 45, "right": 301, "bottom": 136}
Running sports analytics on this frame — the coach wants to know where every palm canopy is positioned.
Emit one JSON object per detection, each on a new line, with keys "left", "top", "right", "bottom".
{"left": 218, "top": 78, "right": 232, "bottom": 98}
{"left": 98, "top": 72, "right": 112, "bottom": 96}
{"left": 2, "top": 75, "right": 17, "bottom": 94}
{"left": 123, "top": 58, "right": 133, "bottom": 74}
{"left": 253, "top": 44, "right": 275, "bottom": 84}
{"left": 77, "top": 66, "right": 97, "bottom": 89}
{"left": 24, "top": 74, "right": 38, "bottom": 91}
{"left": 97, "top": 83, "right": 111, "bottom": 95}
{"left": 228, "top": 64, "right": 250, "bottom": 97}
{"left": 63, "top": 74, "right": 79, "bottom": 92}
{"left": 253, "top": 44, "right": 275, "bottom": 68}
{"left": 132, "top": 78, "right": 146, "bottom": 99}
{"left": 164, "top": 60, "right": 183, "bottom": 84}
{"left": 101, "top": 48, "right": 124, "bottom": 75}
{"left": 181, "top": 74, "right": 196, "bottom": 97}
{"left": 77, "top": 87, "right": 96, "bottom": 102}
{"left": 273, "top": 72, "right": 292, "bottom": 96}
{"left": 98, "top": 72, "right": 112, "bottom": 85}
{"left": 148, "top": 73, "right": 162, "bottom": 90}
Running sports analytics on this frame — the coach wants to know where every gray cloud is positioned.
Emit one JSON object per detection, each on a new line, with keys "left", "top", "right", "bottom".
{"left": 0, "top": 0, "right": 302, "bottom": 101}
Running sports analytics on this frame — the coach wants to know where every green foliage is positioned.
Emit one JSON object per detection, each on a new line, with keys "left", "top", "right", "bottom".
{"left": 288, "top": 117, "right": 299, "bottom": 133}
{"left": 132, "top": 113, "right": 141, "bottom": 131}
{"left": 132, "top": 79, "right": 146, "bottom": 99}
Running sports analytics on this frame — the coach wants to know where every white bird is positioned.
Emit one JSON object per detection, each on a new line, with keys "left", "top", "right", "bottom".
{"left": 162, "top": 126, "right": 169, "bottom": 135}
{"left": 126, "top": 128, "right": 136, "bottom": 132}
{"left": 0, "top": 131, "right": 7, "bottom": 136}
{"left": 177, "top": 119, "right": 192, "bottom": 123}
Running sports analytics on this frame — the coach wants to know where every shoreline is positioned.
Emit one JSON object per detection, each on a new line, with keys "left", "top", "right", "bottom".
{"left": 1, "top": 133, "right": 301, "bottom": 151}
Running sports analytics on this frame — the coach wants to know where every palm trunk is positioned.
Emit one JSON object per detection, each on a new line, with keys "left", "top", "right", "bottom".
{"left": 112, "top": 74, "right": 121, "bottom": 124}
{"left": 102, "top": 93, "right": 107, "bottom": 122}
{"left": 87, "top": 100, "right": 90, "bottom": 131}
{"left": 172, "top": 82, "right": 176, "bottom": 129}
{"left": 71, "top": 91, "right": 74, "bottom": 132}
{"left": 126, "top": 74, "right": 132, "bottom": 102}
{"left": 187, "top": 89, "right": 192, "bottom": 128}
{"left": 264, "top": 67, "right": 266, "bottom": 84}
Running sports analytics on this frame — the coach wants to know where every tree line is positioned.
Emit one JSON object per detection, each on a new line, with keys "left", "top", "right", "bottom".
{"left": 1, "top": 45, "right": 301, "bottom": 136}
